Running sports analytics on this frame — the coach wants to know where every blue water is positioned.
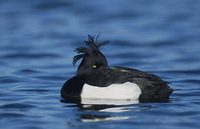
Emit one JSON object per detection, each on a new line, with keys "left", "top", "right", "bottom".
{"left": 1, "top": 0, "right": 200, "bottom": 129}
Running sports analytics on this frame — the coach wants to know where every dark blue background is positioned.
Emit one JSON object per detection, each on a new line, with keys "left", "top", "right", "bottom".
{"left": 0, "top": 0, "right": 200, "bottom": 129}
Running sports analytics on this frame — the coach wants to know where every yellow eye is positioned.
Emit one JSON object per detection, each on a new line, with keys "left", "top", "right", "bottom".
{"left": 92, "top": 64, "right": 97, "bottom": 69}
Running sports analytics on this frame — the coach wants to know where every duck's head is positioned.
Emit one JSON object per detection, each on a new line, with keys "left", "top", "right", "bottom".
{"left": 73, "top": 35, "right": 108, "bottom": 77}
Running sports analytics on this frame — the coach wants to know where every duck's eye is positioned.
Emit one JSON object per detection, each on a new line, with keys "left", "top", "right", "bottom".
{"left": 92, "top": 64, "right": 97, "bottom": 69}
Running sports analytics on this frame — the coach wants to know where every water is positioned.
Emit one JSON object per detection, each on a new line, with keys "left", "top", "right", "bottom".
{"left": 0, "top": 0, "right": 200, "bottom": 129}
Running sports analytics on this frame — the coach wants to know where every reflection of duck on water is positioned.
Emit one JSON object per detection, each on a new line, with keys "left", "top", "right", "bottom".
{"left": 61, "top": 35, "right": 173, "bottom": 103}
{"left": 80, "top": 104, "right": 130, "bottom": 122}
{"left": 61, "top": 99, "right": 152, "bottom": 123}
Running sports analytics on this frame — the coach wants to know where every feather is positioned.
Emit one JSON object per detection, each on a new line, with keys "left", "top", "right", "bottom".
{"left": 74, "top": 47, "right": 90, "bottom": 54}
{"left": 72, "top": 34, "right": 108, "bottom": 65}
{"left": 73, "top": 54, "right": 85, "bottom": 66}
{"left": 84, "top": 35, "right": 97, "bottom": 50}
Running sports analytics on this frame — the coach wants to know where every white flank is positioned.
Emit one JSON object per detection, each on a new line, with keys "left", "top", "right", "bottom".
{"left": 81, "top": 99, "right": 139, "bottom": 105}
{"left": 81, "top": 82, "right": 141, "bottom": 100}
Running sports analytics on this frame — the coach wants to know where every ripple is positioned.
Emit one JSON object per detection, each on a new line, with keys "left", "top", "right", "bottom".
{"left": 1, "top": 52, "right": 60, "bottom": 59}
{"left": 0, "top": 76, "right": 22, "bottom": 84}
{"left": 34, "top": 75, "right": 66, "bottom": 81}
{"left": 17, "top": 88, "right": 50, "bottom": 94}
{"left": 110, "top": 40, "right": 140, "bottom": 47}
{"left": 0, "top": 113, "right": 26, "bottom": 118}
{"left": 17, "top": 69, "right": 41, "bottom": 74}
{"left": 81, "top": 115, "right": 130, "bottom": 122}
{"left": 34, "top": 0, "right": 72, "bottom": 10}
{"left": 176, "top": 79, "right": 200, "bottom": 84}
{"left": 162, "top": 69, "right": 200, "bottom": 75}
{"left": 0, "top": 103, "right": 35, "bottom": 109}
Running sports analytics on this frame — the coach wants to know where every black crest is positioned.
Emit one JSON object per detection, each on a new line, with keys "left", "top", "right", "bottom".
{"left": 73, "top": 35, "right": 109, "bottom": 66}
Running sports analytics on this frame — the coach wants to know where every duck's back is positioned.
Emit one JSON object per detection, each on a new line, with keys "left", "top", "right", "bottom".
{"left": 85, "top": 66, "right": 173, "bottom": 101}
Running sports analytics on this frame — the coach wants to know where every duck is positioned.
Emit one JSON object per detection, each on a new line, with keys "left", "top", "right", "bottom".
{"left": 61, "top": 35, "right": 173, "bottom": 102}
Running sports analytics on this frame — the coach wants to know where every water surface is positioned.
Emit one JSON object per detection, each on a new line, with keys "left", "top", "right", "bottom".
{"left": 0, "top": 0, "right": 200, "bottom": 129}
